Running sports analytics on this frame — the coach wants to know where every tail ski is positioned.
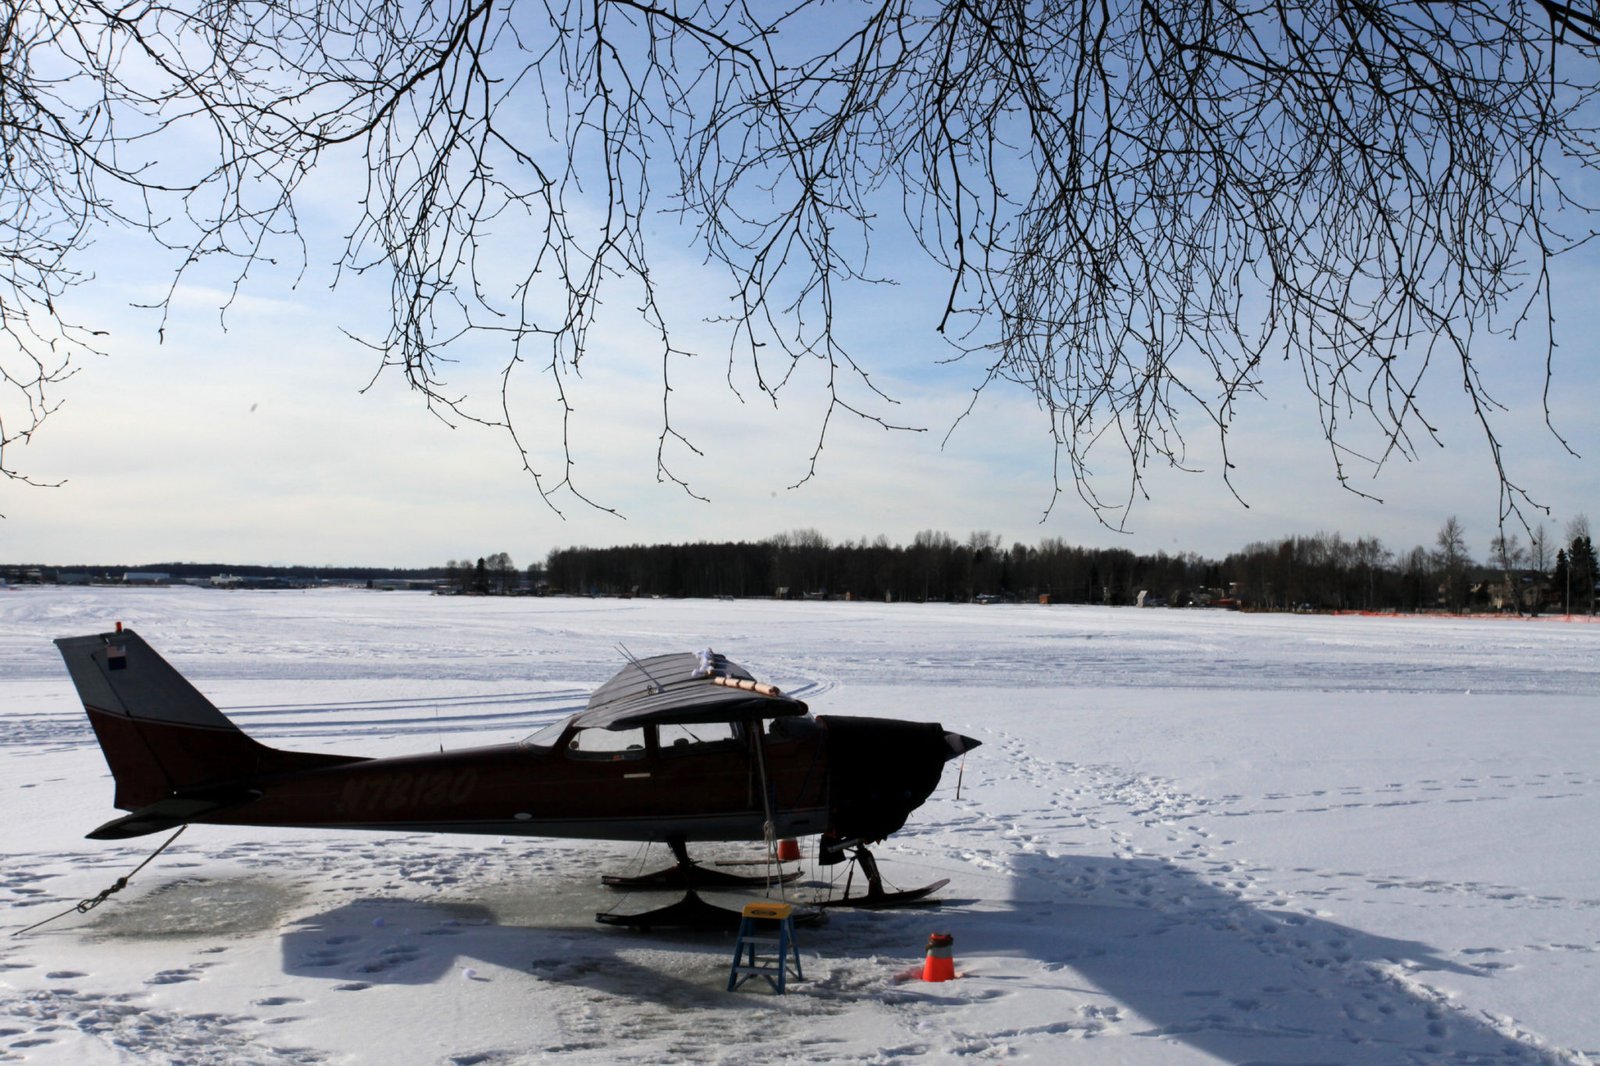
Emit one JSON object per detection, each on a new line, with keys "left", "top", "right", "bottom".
{"left": 55, "top": 628, "right": 361, "bottom": 838}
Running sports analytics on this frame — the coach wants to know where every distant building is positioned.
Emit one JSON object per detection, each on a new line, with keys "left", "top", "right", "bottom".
{"left": 369, "top": 578, "right": 446, "bottom": 592}
{"left": 123, "top": 572, "right": 172, "bottom": 585}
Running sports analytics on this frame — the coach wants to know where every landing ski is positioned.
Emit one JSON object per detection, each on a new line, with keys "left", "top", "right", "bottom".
{"left": 815, "top": 877, "right": 949, "bottom": 909}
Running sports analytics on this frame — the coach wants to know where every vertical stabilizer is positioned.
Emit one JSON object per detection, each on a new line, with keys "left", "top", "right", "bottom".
{"left": 57, "top": 628, "right": 287, "bottom": 810}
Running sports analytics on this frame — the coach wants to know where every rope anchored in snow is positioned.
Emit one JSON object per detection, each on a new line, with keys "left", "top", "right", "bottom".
{"left": 11, "top": 825, "right": 187, "bottom": 937}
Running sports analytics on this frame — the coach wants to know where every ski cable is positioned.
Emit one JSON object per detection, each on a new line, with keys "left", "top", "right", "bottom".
{"left": 11, "top": 825, "right": 188, "bottom": 938}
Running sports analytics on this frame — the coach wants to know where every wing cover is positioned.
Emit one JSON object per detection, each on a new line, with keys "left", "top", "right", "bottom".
{"left": 574, "top": 651, "right": 809, "bottom": 730}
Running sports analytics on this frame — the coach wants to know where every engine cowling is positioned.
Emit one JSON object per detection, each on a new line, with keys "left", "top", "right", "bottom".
{"left": 819, "top": 715, "right": 979, "bottom": 849}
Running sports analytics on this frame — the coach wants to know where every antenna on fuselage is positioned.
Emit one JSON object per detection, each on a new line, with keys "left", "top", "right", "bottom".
{"left": 615, "top": 642, "right": 665, "bottom": 694}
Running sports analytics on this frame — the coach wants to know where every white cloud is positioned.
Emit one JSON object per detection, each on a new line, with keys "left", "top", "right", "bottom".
{"left": 6, "top": 147, "right": 1598, "bottom": 568}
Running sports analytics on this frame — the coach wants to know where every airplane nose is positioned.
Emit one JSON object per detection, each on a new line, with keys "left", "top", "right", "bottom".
{"left": 819, "top": 715, "right": 977, "bottom": 845}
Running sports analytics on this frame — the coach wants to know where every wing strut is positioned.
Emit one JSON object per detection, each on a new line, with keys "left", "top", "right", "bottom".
{"left": 747, "top": 720, "right": 785, "bottom": 901}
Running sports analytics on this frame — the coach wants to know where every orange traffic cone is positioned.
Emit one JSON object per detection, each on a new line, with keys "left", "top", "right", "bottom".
{"left": 921, "top": 932, "right": 955, "bottom": 982}
{"left": 776, "top": 838, "right": 801, "bottom": 862}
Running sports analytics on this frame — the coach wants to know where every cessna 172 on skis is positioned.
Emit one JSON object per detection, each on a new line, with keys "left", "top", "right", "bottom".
{"left": 55, "top": 626, "right": 979, "bottom": 926}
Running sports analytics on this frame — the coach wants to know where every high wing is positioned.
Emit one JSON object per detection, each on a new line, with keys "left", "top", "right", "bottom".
{"left": 572, "top": 650, "right": 810, "bottom": 730}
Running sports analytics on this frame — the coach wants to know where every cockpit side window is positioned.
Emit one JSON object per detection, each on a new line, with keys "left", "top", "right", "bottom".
{"left": 566, "top": 726, "right": 647, "bottom": 760}
{"left": 658, "top": 721, "right": 741, "bottom": 757}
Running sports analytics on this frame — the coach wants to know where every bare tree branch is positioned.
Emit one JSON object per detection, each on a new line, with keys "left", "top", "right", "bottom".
{"left": 4, "top": 0, "right": 1596, "bottom": 523}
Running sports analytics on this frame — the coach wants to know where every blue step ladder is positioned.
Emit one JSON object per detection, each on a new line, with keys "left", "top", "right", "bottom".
{"left": 727, "top": 901, "right": 803, "bottom": 994}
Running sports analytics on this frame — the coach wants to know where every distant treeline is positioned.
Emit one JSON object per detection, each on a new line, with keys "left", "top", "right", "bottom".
{"left": 12, "top": 520, "right": 1595, "bottom": 615}
{"left": 541, "top": 525, "right": 1598, "bottom": 614}
{"left": 4, "top": 562, "right": 447, "bottom": 584}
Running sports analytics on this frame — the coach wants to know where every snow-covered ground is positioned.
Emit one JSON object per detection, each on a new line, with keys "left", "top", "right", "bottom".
{"left": 2, "top": 588, "right": 1597, "bottom": 1064}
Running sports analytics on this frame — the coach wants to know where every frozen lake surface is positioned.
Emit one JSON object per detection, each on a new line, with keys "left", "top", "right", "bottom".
{"left": 2, "top": 588, "right": 1597, "bottom": 1063}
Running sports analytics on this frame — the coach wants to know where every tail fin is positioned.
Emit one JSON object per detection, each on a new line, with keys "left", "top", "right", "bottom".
{"left": 55, "top": 628, "right": 356, "bottom": 820}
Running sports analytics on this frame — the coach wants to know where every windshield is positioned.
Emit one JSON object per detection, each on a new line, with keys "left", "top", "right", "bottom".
{"left": 520, "top": 718, "right": 569, "bottom": 750}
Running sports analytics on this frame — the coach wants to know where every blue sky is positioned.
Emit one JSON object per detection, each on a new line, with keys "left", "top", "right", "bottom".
{"left": 4, "top": 67, "right": 1597, "bottom": 571}
{"left": 5, "top": 222, "right": 1593, "bottom": 571}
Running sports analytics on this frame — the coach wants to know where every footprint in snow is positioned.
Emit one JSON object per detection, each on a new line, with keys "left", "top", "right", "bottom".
{"left": 146, "top": 969, "right": 201, "bottom": 985}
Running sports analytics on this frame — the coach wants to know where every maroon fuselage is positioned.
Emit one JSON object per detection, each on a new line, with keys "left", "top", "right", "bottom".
{"left": 197, "top": 721, "right": 831, "bottom": 842}
{"left": 62, "top": 630, "right": 977, "bottom": 849}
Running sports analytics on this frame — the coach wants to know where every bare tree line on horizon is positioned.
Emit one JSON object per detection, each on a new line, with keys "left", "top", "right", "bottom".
{"left": 7, "top": 516, "right": 1593, "bottom": 614}
{"left": 521, "top": 516, "right": 1597, "bottom": 614}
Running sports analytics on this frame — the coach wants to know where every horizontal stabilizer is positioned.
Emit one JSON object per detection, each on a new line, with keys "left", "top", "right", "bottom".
{"left": 87, "top": 791, "right": 263, "bottom": 840}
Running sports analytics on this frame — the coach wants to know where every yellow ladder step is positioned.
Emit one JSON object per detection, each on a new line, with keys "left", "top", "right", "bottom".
{"left": 727, "top": 902, "right": 802, "bottom": 994}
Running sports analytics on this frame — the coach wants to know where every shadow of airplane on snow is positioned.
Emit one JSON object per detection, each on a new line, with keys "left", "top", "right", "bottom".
{"left": 276, "top": 852, "right": 1574, "bottom": 1064}
{"left": 280, "top": 895, "right": 739, "bottom": 1002}
{"left": 939, "top": 851, "right": 1567, "bottom": 1064}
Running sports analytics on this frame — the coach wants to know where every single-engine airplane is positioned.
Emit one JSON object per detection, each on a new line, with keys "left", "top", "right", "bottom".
{"left": 56, "top": 627, "right": 979, "bottom": 927}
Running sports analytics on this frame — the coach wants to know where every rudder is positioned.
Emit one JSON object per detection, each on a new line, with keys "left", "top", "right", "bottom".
{"left": 57, "top": 628, "right": 290, "bottom": 810}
